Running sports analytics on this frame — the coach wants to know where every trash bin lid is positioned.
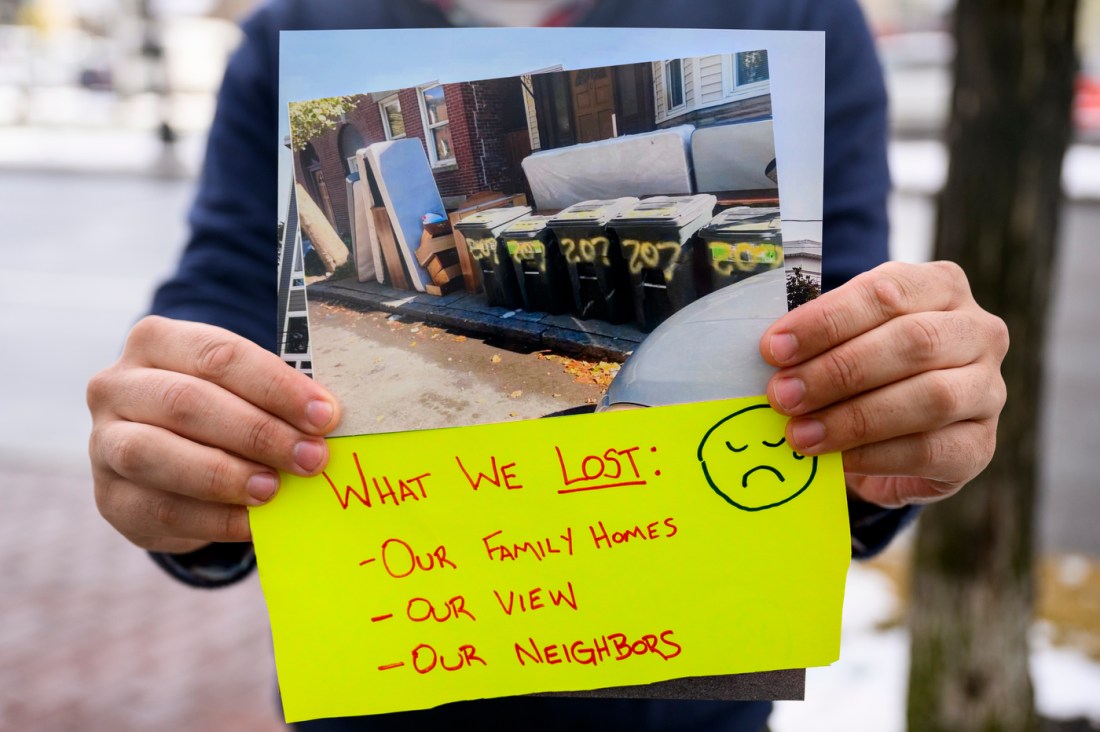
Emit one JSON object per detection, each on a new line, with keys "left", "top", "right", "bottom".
{"left": 548, "top": 197, "right": 639, "bottom": 227}
{"left": 700, "top": 206, "right": 782, "bottom": 240}
{"left": 500, "top": 214, "right": 555, "bottom": 240}
{"left": 608, "top": 194, "right": 717, "bottom": 228}
{"left": 454, "top": 206, "right": 533, "bottom": 236}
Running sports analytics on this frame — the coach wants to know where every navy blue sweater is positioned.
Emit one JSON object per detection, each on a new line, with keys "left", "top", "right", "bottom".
{"left": 149, "top": 1, "right": 910, "bottom": 729}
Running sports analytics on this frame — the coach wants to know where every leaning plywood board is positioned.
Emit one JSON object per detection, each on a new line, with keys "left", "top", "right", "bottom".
{"left": 691, "top": 119, "right": 779, "bottom": 194}
{"left": 371, "top": 207, "right": 409, "bottom": 291}
{"left": 363, "top": 139, "right": 445, "bottom": 292}
{"left": 522, "top": 125, "right": 695, "bottom": 211}
{"left": 352, "top": 153, "right": 382, "bottom": 283}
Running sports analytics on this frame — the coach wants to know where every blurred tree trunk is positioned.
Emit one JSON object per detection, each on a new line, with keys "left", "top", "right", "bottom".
{"left": 907, "top": 2, "right": 1078, "bottom": 731}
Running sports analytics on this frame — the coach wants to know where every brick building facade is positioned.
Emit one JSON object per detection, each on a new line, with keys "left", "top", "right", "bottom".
{"left": 293, "top": 56, "right": 771, "bottom": 241}
{"left": 294, "top": 79, "right": 528, "bottom": 241}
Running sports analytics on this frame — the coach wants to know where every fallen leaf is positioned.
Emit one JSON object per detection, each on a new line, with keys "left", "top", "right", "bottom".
{"left": 491, "top": 355, "right": 502, "bottom": 364}
{"left": 510, "top": 390, "right": 523, "bottom": 399}
{"left": 454, "top": 335, "right": 467, "bottom": 343}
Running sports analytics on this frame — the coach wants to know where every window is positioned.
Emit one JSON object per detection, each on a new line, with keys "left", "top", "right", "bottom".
{"left": 727, "top": 50, "right": 770, "bottom": 96}
{"left": 379, "top": 95, "right": 405, "bottom": 140}
{"left": 418, "top": 84, "right": 455, "bottom": 166}
{"left": 338, "top": 124, "right": 366, "bottom": 176}
{"left": 664, "top": 59, "right": 685, "bottom": 110}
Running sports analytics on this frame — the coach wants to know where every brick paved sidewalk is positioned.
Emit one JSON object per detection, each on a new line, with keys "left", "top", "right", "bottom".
{"left": 0, "top": 463, "right": 286, "bottom": 732}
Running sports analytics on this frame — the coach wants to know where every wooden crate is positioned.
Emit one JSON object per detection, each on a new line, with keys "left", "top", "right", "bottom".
{"left": 447, "top": 192, "right": 528, "bottom": 293}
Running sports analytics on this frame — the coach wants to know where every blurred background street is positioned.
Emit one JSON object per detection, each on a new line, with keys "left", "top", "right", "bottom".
{"left": 1, "top": 0, "right": 1098, "bottom": 730}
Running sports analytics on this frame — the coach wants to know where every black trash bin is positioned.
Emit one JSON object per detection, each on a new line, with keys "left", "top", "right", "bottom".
{"left": 500, "top": 215, "right": 571, "bottom": 315}
{"left": 695, "top": 206, "right": 783, "bottom": 296}
{"left": 547, "top": 198, "right": 638, "bottom": 323}
{"left": 454, "top": 206, "right": 532, "bottom": 308}
{"left": 607, "top": 194, "right": 717, "bottom": 332}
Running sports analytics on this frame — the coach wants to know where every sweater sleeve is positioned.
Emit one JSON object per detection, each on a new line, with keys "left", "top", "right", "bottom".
{"left": 148, "top": 5, "right": 282, "bottom": 350}
{"left": 147, "top": 5, "right": 283, "bottom": 587}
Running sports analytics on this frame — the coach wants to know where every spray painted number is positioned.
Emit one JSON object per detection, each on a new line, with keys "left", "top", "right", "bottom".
{"left": 710, "top": 243, "right": 783, "bottom": 276}
{"left": 621, "top": 239, "right": 683, "bottom": 280}
{"left": 559, "top": 237, "right": 611, "bottom": 267}
{"left": 467, "top": 238, "right": 500, "bottom": 264}
{"left": 507, "top": 241, "right": 548, "bottom": 272}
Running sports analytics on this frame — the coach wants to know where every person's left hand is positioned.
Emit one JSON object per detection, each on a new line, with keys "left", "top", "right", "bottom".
{"left": 759, "top": 261, "right": 1009, "bottom": 508}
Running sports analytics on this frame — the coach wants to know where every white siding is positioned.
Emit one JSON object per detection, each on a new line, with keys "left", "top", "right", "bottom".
{"left": 654, "top": 54, "right": 771, "bottom": 125}
{"left": 683, "top": 57, "right": 695, "bottom": 107}
{"left": 653, "top": 60, "right": 667, "bottom": 123}
{"left": 521, "top": 74, "right": 540, "bottom": 150}
{"left": 698, "top": 55, "right": 726, "bottom": 104}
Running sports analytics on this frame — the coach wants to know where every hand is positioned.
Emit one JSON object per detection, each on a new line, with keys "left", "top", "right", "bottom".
{"left": 759, "top": 261, "right": 1008, "bottom": 508}
{"left": 87, "top": 316, "right": 341, "bottom": 553}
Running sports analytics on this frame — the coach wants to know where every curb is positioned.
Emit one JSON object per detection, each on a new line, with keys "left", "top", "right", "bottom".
{"left": 309, "top": 279, "right": 645, "bottom": 363}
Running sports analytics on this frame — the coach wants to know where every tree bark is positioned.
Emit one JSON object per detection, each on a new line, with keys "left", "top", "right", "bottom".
{"left": 907, "top": 2, "right": 1078, "bottom": 731}
{"left": 295, "top": 182, "right": 349, "bottom": 273}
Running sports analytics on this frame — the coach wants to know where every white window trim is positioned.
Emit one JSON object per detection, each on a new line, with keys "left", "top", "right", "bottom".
{"left": 379, "top": 94, "right": 405, "bottom": 140}
{"left": 723, "top": 52, "right": 771, "bottom": 100}
{"left": 661, "top": 59, "right": 687, "bottom": 113}
{"left": 417, "top": 83, "right": 456, "bottom": 168}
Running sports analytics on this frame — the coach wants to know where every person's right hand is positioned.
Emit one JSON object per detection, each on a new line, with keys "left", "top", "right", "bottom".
{"left": 87, "top": 316, "right": 341, "bottom": 554}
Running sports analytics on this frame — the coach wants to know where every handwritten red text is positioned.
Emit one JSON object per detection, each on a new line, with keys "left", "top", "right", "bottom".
{"left": 455, "top": 455, "right": 524, "bottom": 491}
{"left": 556, "top": 445, "right": 646, "bottom": 494}
{"left": 589, "top": 517, "right": 678, "bottom": 549}
{"left": 483, "top": 527, "right": 574, "bottom": 562}
{"left": 323, "top": 453, "right": 429, "bottom": 510}
{"left": 493, "top": 582, "right": 578, "bottom": 615}
{"left": 514, "top": 630, "right": 682, "bottom": 667}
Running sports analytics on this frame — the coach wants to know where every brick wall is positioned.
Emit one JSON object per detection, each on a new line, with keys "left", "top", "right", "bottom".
{"left": 295, "top": 82, "right": 530, "bottom": 237}
{"left": 467, "top": 78, "right": 526, "bottom": 195}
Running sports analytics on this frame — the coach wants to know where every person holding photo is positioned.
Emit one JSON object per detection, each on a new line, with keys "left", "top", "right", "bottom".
{"left": 85, "top": 0, "right": 1008, "bottom": 729}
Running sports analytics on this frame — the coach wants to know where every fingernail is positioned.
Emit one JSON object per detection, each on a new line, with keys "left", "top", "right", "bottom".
{"left": 293, "top": 440, "right": 326, "bottom": 473}
{"left": 773, "top": 377, "right": 805, "bottom": 411}
{"left": 305, "top": 400, "right": 334, "bottom": 430}
{"left": 246, "top": 473, "right": 278, "bottom": 505}
{"left": 770, "top": 333, "right": 799, "bottom": 364}
{"left": 790, "top": 418, "right": 826, "bottom": 450}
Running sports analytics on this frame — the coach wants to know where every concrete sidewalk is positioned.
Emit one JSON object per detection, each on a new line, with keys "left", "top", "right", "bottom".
{"left": 0, "top": 463, "right": 285, "bottom": 732}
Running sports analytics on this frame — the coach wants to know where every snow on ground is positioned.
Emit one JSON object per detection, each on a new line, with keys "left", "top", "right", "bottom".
{"left": 771, "top": 560, "right": 1100, "bottom": 732}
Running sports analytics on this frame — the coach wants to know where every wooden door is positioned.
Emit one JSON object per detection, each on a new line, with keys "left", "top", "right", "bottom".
{"left": 570, "top": 68, "right": 616, "bottom": 143}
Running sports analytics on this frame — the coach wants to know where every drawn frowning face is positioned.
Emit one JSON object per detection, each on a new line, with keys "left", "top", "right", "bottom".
{"left": 697, "top": 404, "right": 818, "bottom": 511}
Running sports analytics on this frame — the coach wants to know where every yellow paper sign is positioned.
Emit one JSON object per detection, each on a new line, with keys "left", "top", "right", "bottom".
{"left": 250, "top": 397, "right": 850, "bottom": 722}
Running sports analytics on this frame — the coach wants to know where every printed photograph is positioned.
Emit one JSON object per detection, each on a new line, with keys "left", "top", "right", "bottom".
{"left": 277, "top": 30, "right": 826, "bottom": 437}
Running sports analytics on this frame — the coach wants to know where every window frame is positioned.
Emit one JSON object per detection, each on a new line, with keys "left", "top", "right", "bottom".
{"left": 662, "top": 59, "right": 686, "bottom": 112}
{"left": 416, "top": 83, "right": 456, "bottom": 168}
{"left": 724, "top": 51, "right": 771, "bottom": 100}
{"left": 378, "top": 94, "right": 406, "bottom": 141}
